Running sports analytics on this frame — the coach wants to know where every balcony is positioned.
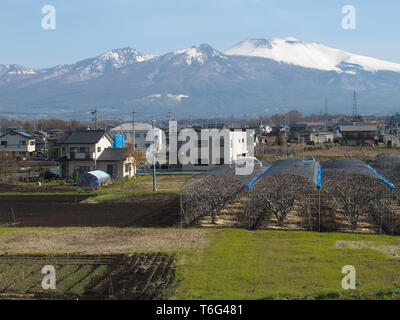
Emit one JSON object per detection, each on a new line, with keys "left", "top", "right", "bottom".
{"left": 68, "top": 152, "right": 93, "bottom": 160}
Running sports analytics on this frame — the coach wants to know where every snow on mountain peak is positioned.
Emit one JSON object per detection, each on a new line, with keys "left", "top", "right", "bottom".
{"left": 0, "top": 64, "right": 36, "bottom": 76}
{"left": 225, "top": 38, "right": 400, "bottom": 73}
{"left": 88, "top": 48, "right": 156, "bottom": 73}
{"left": 173, "top": 44, "right": 227, "bottom": 65}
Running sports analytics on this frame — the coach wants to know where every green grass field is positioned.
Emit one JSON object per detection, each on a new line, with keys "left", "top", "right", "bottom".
{"left": 0, "top": 175, "right": 190, "bottom": 202}
{"left": 0, "top": 227, "right": 399, "bottom": 299}
{"left": 174, "top": 229, "right": 400, "bottom": 300}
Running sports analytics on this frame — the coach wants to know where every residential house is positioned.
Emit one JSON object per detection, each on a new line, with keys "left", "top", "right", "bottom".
{"left": 109, "top": 122, "right": 163, "bottom": 152}
{"left": 339, "top": 125, "right": 379, "bottom": 146}
{"left": 58, "top": 129, "right": 135, "bottom": 179}
{"left": 32, "top": 130, "right": 48, "bottom": 155}
{"left": 0, "top": 130, "right": 36, "bottom": 159}
{"left": 308, "top": 131, "right": 334, "bottom": 144}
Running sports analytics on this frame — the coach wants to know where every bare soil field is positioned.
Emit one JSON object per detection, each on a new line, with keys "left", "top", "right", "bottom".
{"left": 0, "top": 194, "right": 180, "bottom": 228}
{"left": 0, "top": 254, "right": 176, "bottom": 300}
{"left": 0, "top": 228, "right": 208, "bottom": 255}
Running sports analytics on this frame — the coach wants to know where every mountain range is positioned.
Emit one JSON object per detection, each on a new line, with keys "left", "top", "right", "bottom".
{"left": 1, "top": 37, "right": 400, "bottom": 120}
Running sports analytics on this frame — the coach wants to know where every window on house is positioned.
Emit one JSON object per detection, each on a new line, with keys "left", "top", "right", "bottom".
{"left": 19, "top": 140, "right": 26, "bottom": 145}
{"left": 97, "top": 147, "right": 101, "bottom": 152}
{"left": 1, "top": 141, "right": 7, "bottom": 146}
{"left": 30, "top": 141, "right": 35, "bottom": 145}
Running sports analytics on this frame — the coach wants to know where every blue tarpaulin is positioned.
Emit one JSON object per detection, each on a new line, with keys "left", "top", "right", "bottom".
{"left": 77, "top": 170, "right": 112, "bottom": 187}
{"left": 112, "top": 135, "right": 125, "bottom": 148}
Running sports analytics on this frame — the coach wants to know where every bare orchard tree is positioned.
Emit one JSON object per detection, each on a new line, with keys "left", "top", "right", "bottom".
{"left": 181, "top": 175, "right": 244, "bottom": 227}
{"left": 367, "top": 186, "right": 399, "bottom": 235}
{"left": 0, "top": 151, "right": 18, "bottom": 183}
{"left": 250, "top": 175, "right": 310, "bottom": 229}
{"left": 326, "top": 176, "right": 378, "bottom": 231}
{"left": 300, "top": 192, "right": 318, "bottom": 231}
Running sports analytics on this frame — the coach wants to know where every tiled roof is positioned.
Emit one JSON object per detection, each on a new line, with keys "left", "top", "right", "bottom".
{"left": 97, "top": 148, "right": 127, "bottom": 161}
{"left": 339, "top": 125, "right": 378, "bottom": 132}
{"left": 58, "top": 129, "right": 113, "bottom": 144}
{"left": 0, "top": 130, "right": 34, "bottom": 139}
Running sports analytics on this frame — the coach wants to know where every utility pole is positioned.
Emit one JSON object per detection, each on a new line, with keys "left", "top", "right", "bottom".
{"left": 168, "top": 111, "right": 172, "bottom": 122}
{"left": 91, "top": 107, "right": 98, "bottom": 130}
{"left": 324, "top": 97, "right": 328, "bottom": 120}
{"left": 352, "top": 91, "right": 358, "bottom": 118}
{"left": 132, "top": 111, "right": 136, "bottom": 150}
{"left": 91, "top": 107, "right": 99, "bottom": 170}
{"left": 152, "top": 120, "right": 157, "bottom": 192}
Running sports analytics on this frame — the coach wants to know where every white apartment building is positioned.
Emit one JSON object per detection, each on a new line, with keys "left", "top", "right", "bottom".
{"left": 110, "top": 122, "right": 163, "bottom": 152}
{"left": 175, "top": 128, "right": 250, "bottom": 170}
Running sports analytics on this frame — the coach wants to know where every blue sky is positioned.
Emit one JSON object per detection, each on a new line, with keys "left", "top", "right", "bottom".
{"left": 1, "top": 0, "right": 399, "bottom": 68}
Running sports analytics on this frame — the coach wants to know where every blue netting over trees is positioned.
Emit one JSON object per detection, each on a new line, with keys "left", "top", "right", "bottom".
{"left": 180, "top": 161, "right": 269, "bottom": 227}
{"left": 179, "top": 157, "right": 398, "bottom": 234}
{"left": 321, "top": 158, "right": 395, "bottom": 189}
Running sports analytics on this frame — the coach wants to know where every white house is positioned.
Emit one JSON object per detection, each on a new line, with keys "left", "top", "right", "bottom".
{"left": 58, "top": 129, "right": 135, "bottom": 179}
{"left": 175, "top": 128, "right": 250, "bottom": 170}
{"left": 0, "top": 130, "right": 36, "bottom": 158}
{"left": 110, "top": 122, "right": 163, "bottom": 152}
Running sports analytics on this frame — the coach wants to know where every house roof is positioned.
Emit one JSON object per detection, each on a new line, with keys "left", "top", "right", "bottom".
{"left": 0, "top": 130, "right": 35, "bottom": 139}
{"left": 339, "top": 125, "right": 378, "bottom": 132}
{"left": 97, "top": 148, "right": 128, "bottom": 161}
{"left": 110, "top": 122, "right": 156, "bottom": 132}
{"left": 32, "top": 130, "right": 47, "bottom": 137}
{"left": 35, "top": 137, "right": 46, "bottom": 144}
{"left": 290, "top": 123, "right": 307, "bottom": 128}
{"left": 58, "top": 129, "right": 114, "bottom": 144}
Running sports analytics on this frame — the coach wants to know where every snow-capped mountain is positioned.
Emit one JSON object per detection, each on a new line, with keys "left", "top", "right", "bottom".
{"left": 54, "top": 47, "right": 157, "bottom": 82}
{"left": 0, "top": 64, "right": 36, "bottom": 76}
{"left": 169, "top": 44, "right": 228, "bottom": 65}
{"left": 0, "top": 38, "right": 400, "bottom": 119}
{"left": 225, "top": 37, "right": 400, "bottom": 74}
{"left": 0, "top": 47, "right": 157, "bottom": 85}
